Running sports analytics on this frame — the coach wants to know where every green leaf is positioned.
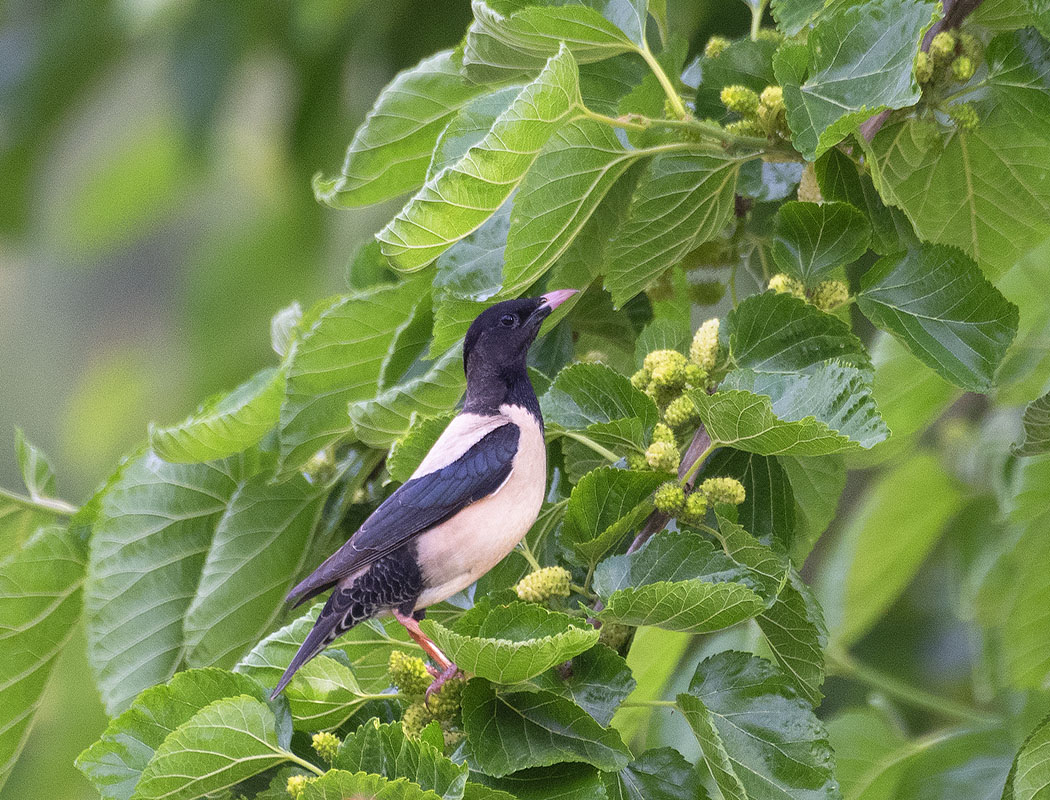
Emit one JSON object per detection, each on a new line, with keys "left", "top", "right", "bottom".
{"left": 602, "top": 747, "right": 708, "bottom": 800}
{"left": 378, "top": 45, "right": 581, "bottom": 272}
{"left": 776, "top": 0, "right": 937, "bottom": 159}
{"left": 429, "top": 88, "right": 524, "bottom": 183}
{"left": 149, "top": 368, "right": 284, "bottom": 463}
{"left": 236, "top": 605, "right": 411, "bottom": 704}
{"left": 388, "top": 413, "right": 456, "bottom": 483}
{"left": 419, "top": 602, "right": 599, "bottom": 684}
{"left": 76, "top": 668, "right": 281, "bottom": 800}
{"left": 473, "top": 763, "right": 606, "bottom": 800}
{"left": 516, "top": 641, "right": 635, "bottom": 726}
{"left": 1014, "top": 391, "right": 1050, "bottom": 457}
{"left": 332, "top": 718, "right": 468, "bottom": 799}
{"left": 729, "top": 292, "right": 869, "bottom": 375}
{"left": 502, "top": 119, "right": 661, "bottom": 296}
{"left": 542, "top": 362, "right": 658, "bottom": 431}
{"left": 461, "top": 679, "right": 631, "bottom": 777}
{"left": 771, "top": 0, "right": 824, "bottom": 35}
{"left": 678, "top": 651, "right": 838, "bottom": 800}
{"left": 1006, "top": 714, "right": 1050, "bottom": 800}
{"left": 712, "top": 512, "right": 790, "bottom": 599}
{"left": 0, "top": 525, "right": 85, "bottom": 792}
{"left": 314, "top": 50, "right": 498, "bottom": 208}
{"left": 14, "top": 429, "right": 56, "bottom": 500}
{"left": 814, "top": 149, "right": 917, "bottom": 256}
{"left": 130, "top": 695, "right": 295, "bottom": 800}
{"left": 825, "top": 708, "right": 909, "bottom": 800}
{"left": 594, "top": 529, "right": 767, "bottom": 633}
{"left": 817, "top": 453, "right": 962, "bottom": 647}
{"left": 604, "top": 151, "right": 747, "bottom": 306}
{"left": 857, "top": 245, "right": 1019, "bottom": 392}
{"left": 779, "top": 454, "right": 846, "bottom": 564}
{"left": 279, "top": 280, "right": 425, "bottom": 472}
{"left": 348, "top": 344, "right": 466, "bottom": 448}
{"left": 303, "top": 770, "right": 444, "bottom": 800}
{"left": 271, "top": 301, "right": 303, "bottom": 358}
{"left": 688, "top": 375, "right": 887, "bottom": 456}
{"left": 865, "top": 30, "right": 1050, "bottom": 277}
{"left": 770, "top": 201, "right": 871, "bottom": 286}
{"left": 757, "top": 569, "right": 828, "bottom": 705}
{"left": 561, "top": 467, "right": 669, "bottom": 561}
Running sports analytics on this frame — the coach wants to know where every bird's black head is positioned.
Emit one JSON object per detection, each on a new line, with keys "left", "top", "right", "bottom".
{"left": 462, "top": 289, "right": 576, "bottom": 415}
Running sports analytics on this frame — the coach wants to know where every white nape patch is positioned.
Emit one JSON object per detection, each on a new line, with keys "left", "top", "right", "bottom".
{"left": 414, "top": 403, "right": 546, "bottom": 609}
{"left": 411, "top": 413, "right": 510, "bottom": 479}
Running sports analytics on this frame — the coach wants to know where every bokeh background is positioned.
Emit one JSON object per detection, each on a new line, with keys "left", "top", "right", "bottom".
{"left": 0, "top": 2, "right": 735, "bottom": 797}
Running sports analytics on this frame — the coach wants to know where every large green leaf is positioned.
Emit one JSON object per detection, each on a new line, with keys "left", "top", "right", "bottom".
{"left": 472, "top": 763, "right": 607, "bottom": 800}
{"left": 604, "top": 150, "right": 747, "bottom": 306}
{"left": 502, "top": 119, "right": 668, "bottom": 296}
{"left": 770, "top": 201, "right": 872, "bottom": 286}
{"left": 688, "top": 374, "right": 887, "bottom": 456}
{"left": 603, "top": 747, "right": 709, "bottom": 800}
{"left": 541, "top": 362, "right": 658, "bottom": 431}
{"left": 279, "top": 280, "right": 425, "bottom": 471}
{"left": 729, "top": 292, "right": 869, "bottom": 375}
{"left": 377, "top": 45, "right": 581, "bottom": 271}
{"left": 866, "top": 30, "right": 1050, "bottom": 277}
{"left": 777, "top": 0, "right": 937, "bottom": 159}
{"left": 76, "top": 668, "right": 282, "bottom": 800}
{"left": 130, "top": 695, "right": 295, "bottom": 800}
{"left": 516, "top": 641, "right": 635, "bottom": 726}
{"left": 678, "top": 651, "right": 838, "bottom": 800}
{"left": 419, "top": 602, "right": 599, "bottom": 684}
{"left": 1014, "top": 391, "right": 1050, "bottom": 456}
{"left": 818, "top": 453, "right": 962, "bottom": 647}
{"left": 1005, "top": 714, "right": 1050, "bottom": 800}
{"left": 0, "top": 525, "right": 86, "bottom": 792}
{"left": 756, "top": 569, "right": 828, "bottom": 706}
{"left": 314, "top": 50, "right": 498, "bottom": 208}
{"left": 857, "top": 246, "right": 1019, "bottom": 391}
{"left": 332, "top": 718, "right": 468, "bottom": 799}
{"left": 304, "top": 770, "right": 445, "bottom": 800}
{"left": 85, "top": 453, "right": 326, "bottom": 713}
{"left": 780, "top": 454, "right": 846, "bottom": 564}
{"left": 149, "top": 368, "right": 284, "bottom": 464}
{"left": 428, "top": 88, "right": 524, "bottom": 184}
{"left": 561, "top": 467, "right": 669, "bottom": 561}
{"left": 594, "top": 529, "right": 768, "bottom": 633}
{"left": 461, "top": 679, "right": 631, "bottom": 776}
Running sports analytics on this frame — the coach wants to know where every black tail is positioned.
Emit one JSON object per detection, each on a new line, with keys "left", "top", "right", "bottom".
{"left": 270, "top": 584, "right": 367, "bottom": 699}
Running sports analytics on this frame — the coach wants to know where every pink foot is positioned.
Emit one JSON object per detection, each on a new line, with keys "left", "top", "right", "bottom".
{"left": 425, "top": 663, "right": 462, "bottom": 708}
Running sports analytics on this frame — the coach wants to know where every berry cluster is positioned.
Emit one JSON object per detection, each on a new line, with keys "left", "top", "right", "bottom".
{"left": 654, "top": 476, "right": 747, "bottom": 525}
{"left": 311, "top": 731, "right": 341, "bottom": 762}
{"left": 388, "top": 650, "right": 432, "bottom": 697}
{"left": 769, "top": 273, "right": 850, "bottom": 312}
{"left": 515, "top": 566, "right": 572, "bottom": 603}
{"left": 719, "top": 83, "right": 789, "bottom": 140}
{"left": 597, "top": 621, "right": 633, "bottom": 651}
{"left": 388, "top": 650, "right": 466, "bottom": 747}
{"left": 286, "top": 775, "right": 315, "bottom": 799}
{"left": 915, "top": 30, "right": 983, "bottom": 132}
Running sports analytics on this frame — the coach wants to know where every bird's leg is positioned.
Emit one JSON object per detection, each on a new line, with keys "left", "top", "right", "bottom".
{"left": 392, "top": 610, "right": 461, "bottom": 695}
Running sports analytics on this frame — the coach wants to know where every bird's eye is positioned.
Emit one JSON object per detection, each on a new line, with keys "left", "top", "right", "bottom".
{"left": 499, "top": 314, "right": 517, "bottom": 328}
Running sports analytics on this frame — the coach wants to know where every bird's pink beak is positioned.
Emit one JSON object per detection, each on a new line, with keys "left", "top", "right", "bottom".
{"left": 541, "top": 289, "right": 579, "bottom": 311}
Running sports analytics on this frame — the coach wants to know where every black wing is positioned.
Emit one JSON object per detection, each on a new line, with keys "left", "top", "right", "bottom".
{"left": 286, "top": 421, "right": 520, "bottom": 607}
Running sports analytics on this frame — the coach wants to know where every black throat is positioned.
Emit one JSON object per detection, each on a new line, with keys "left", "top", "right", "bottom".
{"left": 462, "top": 360, "right": 543, "bottom": 426}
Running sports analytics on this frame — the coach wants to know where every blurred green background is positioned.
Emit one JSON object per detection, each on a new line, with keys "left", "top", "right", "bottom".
{"left": 0, "top": 2, "right": 732, "bottom": 797}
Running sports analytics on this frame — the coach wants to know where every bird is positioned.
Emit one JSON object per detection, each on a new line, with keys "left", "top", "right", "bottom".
{"left": 270, "top": 288, "right": 578, "bottom": 700}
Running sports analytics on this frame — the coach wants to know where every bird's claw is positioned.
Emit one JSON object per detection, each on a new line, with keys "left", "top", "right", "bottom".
{"left": 424, "top": 663, "right": 461, "bottom": 708}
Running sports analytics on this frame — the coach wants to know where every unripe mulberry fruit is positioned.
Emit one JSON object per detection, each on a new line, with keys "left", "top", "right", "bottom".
{"left": 720, "top": 85, "right": 761, "bottom": 117}
{"left": 389, "top": 650, "right": 431, "bottom": 697}
{"left": 959, "top": 32, "right": 982, "bottom": 63}
{"left": 286, "top": 775, "right": 315, "bottom": 799}
{"left": 811, "top": 279, "right": 850, "bottom": 311}
{"left": 644, "top": 349, "right": 687, "bottom": 377}
{"left": 427, "top": 676, "right": 466, "bottom": 721}
{"left": 443, "top": 728, "right": 466, "bottom": 750}
{"left": 311, "top": 731, "right": 341, "bottom": 762}
{"left": 690, "top": 318, "right": 721, "bottom": 372}
{"left": 651, "top": 361, "right": 686, "bottom": 391}
{"left": 631, "top": 368, "right": 650, "bottom": 390}
{"left": 760, "top": 85, "right": 784, "bottom": 113}
{"left": 598, "top": 622, "right": 633, "bottom": 650}
{"left": 705, "top": 36, "right": 730, "bottom": 59}
{"left": 930, "top": 31, "right": 957, "bottom": 65}
{"left": 683, "top": 364, "right": 707, "bottom": 390}
{"left": 665, "top": 395, "right": 699, "bottom": 429}
{"left": 768, "top": 273, "right": 805, "bottom": 299}
{"left": 914, "top": 51, "right": 934, "bottom": 84}
{"left": 654, "top": 481, "right": 686, "bottom": 514}
{"left": 951, "top": 55, "right": 975, "bottom": 82}
{"left": 646, "top": 441, "right": 680, "bottom": 472}
{"left": 797, "top": 161, "right": 822, "bottom": 203}
{"left": 678, "top": 492, "right": 709, "bottom": 527}
{"left": 515, "top": 566, "right": 572, "bottom": 603}
{"left": 652, "top": 422, "right": 676, "bottom": 445}
{"left": 949, "top": 102, "right": 979, "bottom": 132}
{"left": 401, "top": 702, "right": 433, "bottom": 739}
{"left": 626, "top": 452, "right": 648, "bottom": 470}
{"left": 700, "top": 476, "right": 747, "bottom": 505}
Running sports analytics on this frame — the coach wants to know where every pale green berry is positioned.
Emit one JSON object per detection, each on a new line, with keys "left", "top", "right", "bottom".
{"left": 654, "top": 481, "right": 686, "bottom": 514}
{"left": 598, "top": 622, "right": 633, "bottom": 650}
{"left": 515, "top": 566, "right": 572, "bottom": 603}
{"left": 689, "top": 318, "right": 721, "bottom": 372}
{"left": 665, "top": 395, "right": 700, "bottom": 429}
{"left": 402, "top": 702, "right": 433, "bottom": 739}
{"left": 652, "top": 423, "right": 676, "bottom": 445}
{"left": 428, "top": 676, "right": 466, "bottom": 721}
{"left": 759, "top": 85, "right": 784, "bottom": 113}
{"left": 443, "top": 727, "right": 466, "bottom": 751}
{"left": 704, "top": 36, "right": 731, "bottom": 59}
{"left": 755, "top": 28, "right": 784, "bottom": 43}
{"left": 678, "top": 492, "right": 709, "bottom": 526}
{"left": 645, "top": 441, "right": 680, "bottom": 472}
{"left": 930, "top": 31, "right": 957, "bottom": 65}
{"left": 626, "top": 452, "right": 648, "bottom": 470}
{"left": 311, "top": 731, "right": 341, "bottom": 762}
{"left": 631, "top": 367, "right": 651, "bottom": 390}
{"left": 915, "top": 51, "right": 934, "bottom": 84}
{"left": 700, "top": 476, "right": 747, "bottom": 505}
{"left": 389, "top": 650, "right": 431, "bottom": 697}
{"left": 951, "top": 55, "right": 975, "bottom": 82}
{"left": 286, "top": 775, "right": 315, "bottom": 799}
{"left": 768, "top": 273, "right": 805, "bottom": 299}
{"left": 683, "top": 364, "right": 707, "bottom": 390}
{"left": 959, "top": 32, "right": 982, "bottom": 63}
{"left": 949, "top": 102, "right": 979, "bottom": 132}
{"left": 811, "top": 279, "right": 850, "bottom": 311}
{"left": 720, "top": 85, "right": 761, "bottom": 117}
